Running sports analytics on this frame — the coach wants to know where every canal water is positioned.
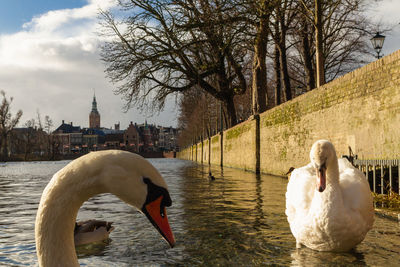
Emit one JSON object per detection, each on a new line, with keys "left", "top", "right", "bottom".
{"left": 1, "top": 159, "right": 400, "bottom": 266}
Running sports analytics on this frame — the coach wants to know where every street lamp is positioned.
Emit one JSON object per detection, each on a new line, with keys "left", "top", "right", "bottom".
{"left": 370, "top": 32, "right": 385, "bottom": 59}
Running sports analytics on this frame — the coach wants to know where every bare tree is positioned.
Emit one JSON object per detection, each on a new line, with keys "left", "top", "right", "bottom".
{"left": 298, "top": 0, "right": 373, "bottom": 87}
{"left": 100, "top": 0, "right": 250, "bottom": 127}
{"left": 36, "top": 109, "right": 43, "bottom": 130}
{"left": 297, "top": 1, "right": 316, "bottom": 91}
{"left": 0, "top": 90, "right": 23, "bottom": 161}
{"left": 44, "top": 115, "right": 53, "bottom": 134}
{"left": 314, "top": 0, "right": 325, "bottom": 86}
{"left": 23, "top": 119, "right": 36, "bottom": 161}
{"left": 250, "top": 0, "right": 273, "bottom": 113}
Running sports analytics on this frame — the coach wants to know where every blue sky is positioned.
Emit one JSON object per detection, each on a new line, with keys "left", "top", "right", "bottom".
{"left": 0, "top": 0, "right": 86, "bottom": 33}
{"left": 0, "top": 0, "right": 399, "bottom": 131}
{"left": 0, "top": 0, "right": 179, "bottom": 130}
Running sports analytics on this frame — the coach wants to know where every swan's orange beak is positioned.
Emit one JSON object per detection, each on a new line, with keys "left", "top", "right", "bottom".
{"left": 316, "top": 166, "right": 326, "bottom": 192}
{"left": 143, "top": 196, "right": 175, "bottom": 247}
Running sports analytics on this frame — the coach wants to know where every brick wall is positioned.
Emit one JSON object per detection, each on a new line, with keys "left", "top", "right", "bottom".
{"left": 178, "top": 49, "right": 400, "bottom": 176}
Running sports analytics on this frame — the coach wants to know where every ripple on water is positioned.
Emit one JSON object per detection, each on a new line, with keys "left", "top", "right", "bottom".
{"left": 0, "top": 159, "right": 400, "bottom": 266}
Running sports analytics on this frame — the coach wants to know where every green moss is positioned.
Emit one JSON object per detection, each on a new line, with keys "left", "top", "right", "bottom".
{"left": 225, "top": 124, "right": 251, "bottom": 140}
{"left": 225, "top": 143, "right": 232, "bottom": 152}
{"left": 262, "top": 101, "right": 303, "bottom": 127}
{"left": 279, "top": 148, "right": 287, "bottom": 160}
{"left": 211, "top": 135, "right": 219, "bottom": 144}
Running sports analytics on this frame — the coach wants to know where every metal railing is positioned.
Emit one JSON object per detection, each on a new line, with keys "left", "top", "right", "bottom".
{"left": 354, "top": 159, "right": 400, "bottom": 194}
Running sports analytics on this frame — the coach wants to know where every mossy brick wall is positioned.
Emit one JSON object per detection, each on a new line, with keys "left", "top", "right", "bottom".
{"left": 203, "top": 139, "right": 209, "bottom": 163}
{"left": 178, "top": 49, "right": 400, "bottom": 175}
{"left": 222, "top": 117, "right": 257, "bottom": 171}
{"left": 196, "top": 142, "right": 202, "bottom": 163}
{"left": 210, "top": 134, "right": 221, "bottom": 165}
{"left": 259, "top": 50, "right": 400, "bottom": 175}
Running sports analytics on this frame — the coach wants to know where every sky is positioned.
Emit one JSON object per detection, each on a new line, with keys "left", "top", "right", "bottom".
{"left": 0, "top": 0, "right": 399, "bottom": 131}
{"left": 0, "top": 0, "right": 179, "bottom": 131}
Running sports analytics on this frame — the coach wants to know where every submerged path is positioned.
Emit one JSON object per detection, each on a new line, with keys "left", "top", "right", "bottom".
{"left": 0, "top": 159, "right": 399, "bottom": 266}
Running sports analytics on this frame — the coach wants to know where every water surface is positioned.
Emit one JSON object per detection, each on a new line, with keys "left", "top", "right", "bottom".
{"left": 0, "top": 159, "right": 399, "bottom": 266}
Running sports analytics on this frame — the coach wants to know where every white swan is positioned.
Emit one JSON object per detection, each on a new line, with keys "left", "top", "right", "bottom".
{"left": 285, "top": 140, "right": 374, "bottom": 252}
{"left": 35, "top": 150, "right": 175, "bottom": 267}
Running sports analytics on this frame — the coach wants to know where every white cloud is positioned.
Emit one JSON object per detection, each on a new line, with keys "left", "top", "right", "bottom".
{"left": 0, "top": 0, "right": 178, "bottom": 131}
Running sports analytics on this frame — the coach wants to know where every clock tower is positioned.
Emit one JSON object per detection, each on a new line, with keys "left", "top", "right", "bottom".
{"left": 89, "top": 93, "right": 100, "bottom": 129}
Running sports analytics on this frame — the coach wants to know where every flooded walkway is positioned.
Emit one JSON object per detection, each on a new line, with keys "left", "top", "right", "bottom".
{"left": 0, "top": 159, "right": 399, "bottom": 266}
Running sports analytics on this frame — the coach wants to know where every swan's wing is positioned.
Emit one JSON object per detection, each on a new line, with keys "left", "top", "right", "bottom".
{"left": 285, "top": 163, "right": 315, "bottom": 232}
{"left": 338, "top": 158, "right": 374, "bottom": 227}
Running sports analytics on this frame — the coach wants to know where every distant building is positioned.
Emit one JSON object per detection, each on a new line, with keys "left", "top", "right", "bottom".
{"left": 81, "top": 128, "right": 105, "bottom": 152}
{"left": 124, "top": 122, "right": 140, "bottom": 153}
{"left": 53, "top": 121, "right": 81, "bottom": 154}
{"left": 159, "top": 126, "right": 178, "bottom": 151}
{"left": 104, "top": 133, "right": 124, "bottom": 149}
{"left": 54, "top": 120, "right": 81, "bottom": 133}
{"left": 49, "top": 93, "right": 179, "bottom": 156}
{"left": 89, "top": 93, "right": 100, "bottom": 129}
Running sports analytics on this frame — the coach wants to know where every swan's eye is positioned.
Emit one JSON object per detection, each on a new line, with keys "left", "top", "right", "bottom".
{"left": 319, "top": 162, "right": 326, "bottom": 171}
{"left": 142, "top": 176, "right": 172, "bottom": 208}
{"left": 160, "top": 204, "right": 165, "bottom": 218}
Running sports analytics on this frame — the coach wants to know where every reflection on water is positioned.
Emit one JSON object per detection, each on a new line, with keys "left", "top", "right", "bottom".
{"left": 0, "top": 159, "right": 400, "bottom": 266}
{"left": 180, "top": 165, "right": 293, "bottom": 266}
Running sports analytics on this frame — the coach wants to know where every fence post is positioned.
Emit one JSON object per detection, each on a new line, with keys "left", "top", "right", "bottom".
{"left": 381, "top": 162, "right": 384, "bottom": 194}
{"left": 373, "top": 164, "right": 376, "bottom": 193}
{"left": 255, "top": 114, "right": 260, "bottom": 174}
{"left": 389, "top": 163, "right": 393, "bottom": 194}
{"left": 220, "top": 131, "right": 223, "bottom": 167}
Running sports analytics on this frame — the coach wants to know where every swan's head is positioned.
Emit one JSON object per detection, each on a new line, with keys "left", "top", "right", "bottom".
{"left": 309, "top": 140, "right": 336, "bottom": 193}
{"left": 96, "top": 151, "right": 175, "bottom": 247}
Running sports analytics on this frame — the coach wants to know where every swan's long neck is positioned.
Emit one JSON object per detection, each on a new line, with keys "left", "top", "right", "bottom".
{"left": 35, "top": 169, "right": 105, "bottom": 267}
{"left": 312, "top": 156, "right": 343, "bottom": 215}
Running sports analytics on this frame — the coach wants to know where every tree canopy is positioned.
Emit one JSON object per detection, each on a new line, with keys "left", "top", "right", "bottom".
{"left": 100, "top": 0, "right": 384, "bottom": 147}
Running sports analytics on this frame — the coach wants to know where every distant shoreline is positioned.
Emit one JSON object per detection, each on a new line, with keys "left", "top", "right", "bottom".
{"left": 1, "top": 150, "right": 176, "bottom": 163}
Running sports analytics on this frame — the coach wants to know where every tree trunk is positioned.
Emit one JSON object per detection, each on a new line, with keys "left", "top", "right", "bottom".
{"left": 278, "top": 41, "right": 292, "bottom": 101}
{"left": 252, "top": 2, "right": 269, "bottom": 114}
{"left": 225, "top": 96, "right": 237, "bottom": 128}
{"left": 274, "top": 44, "right": 282, "bottom": 106}
{"left": 1, "top": 133, "right": 8, "bottom": 161}
{"left": 301, "top": 15, "right": 315, "bottom": 91}
{"left": 252, "top": 43, "right": 267, "bottom": 114}
{"left": 315, "top": 0, "right": 325, "bottom": 87}
{"left": 278, "top": 13, "right": 292, "bottom": 102}
{"left": 24, "top": 145, "right": 29, "bottom": 161}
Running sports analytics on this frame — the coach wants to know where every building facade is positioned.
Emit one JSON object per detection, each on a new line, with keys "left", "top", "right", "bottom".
{"left": 124, "top": 122, "right": 140, "bottom": 152}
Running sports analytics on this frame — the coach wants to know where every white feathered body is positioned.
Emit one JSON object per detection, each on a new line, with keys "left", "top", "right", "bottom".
{"left": 286, "top": 158, "right": 374, "bottom": 251}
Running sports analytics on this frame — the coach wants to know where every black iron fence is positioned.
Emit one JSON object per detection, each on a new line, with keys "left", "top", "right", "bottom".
{"left": 354, "top": 159, "right": 400, "bottom": 194}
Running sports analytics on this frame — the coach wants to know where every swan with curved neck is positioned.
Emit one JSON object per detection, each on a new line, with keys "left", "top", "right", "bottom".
{"left": 35, "top": 150, "right": 175, "bottom": 266}
{"left": 286, "top": 140, "right": 374, "bottom": 251}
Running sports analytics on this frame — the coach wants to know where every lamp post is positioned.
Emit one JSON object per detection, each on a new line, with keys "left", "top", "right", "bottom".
{"left": 370, "top": 32, "right": 385, "bottom": 59}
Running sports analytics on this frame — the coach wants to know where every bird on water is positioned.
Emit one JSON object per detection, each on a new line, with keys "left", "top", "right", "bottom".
{"left": 285, "top": 140, "right": 374, "bottom": 252}
{"left": 35, "top": 150, "right": 175, "bottom": 267}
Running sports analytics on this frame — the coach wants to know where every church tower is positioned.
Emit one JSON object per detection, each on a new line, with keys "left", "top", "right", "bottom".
{"left": 89, "top": 93, "right": 100, "bottom": 129}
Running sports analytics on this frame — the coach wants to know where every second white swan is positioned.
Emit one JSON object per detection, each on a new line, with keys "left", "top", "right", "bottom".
{"left": 285, "top": 140, "right": 374, "bottom": 252}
